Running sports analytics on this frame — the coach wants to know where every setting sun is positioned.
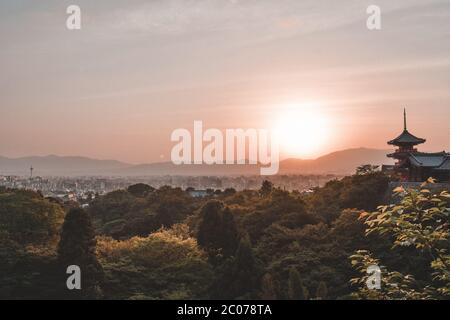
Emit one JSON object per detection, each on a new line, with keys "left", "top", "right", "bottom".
{"left": 273, "top": 104, "right": 330, "bottom": 158}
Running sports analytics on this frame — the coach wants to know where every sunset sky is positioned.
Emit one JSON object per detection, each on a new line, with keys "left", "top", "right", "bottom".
{"left": 1, "top": 0, "right": 449, "bottom": 164}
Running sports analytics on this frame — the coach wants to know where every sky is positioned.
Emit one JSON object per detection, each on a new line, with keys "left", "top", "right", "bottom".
{"left": 0, "top": 0, "right": 449, "bottom": 164}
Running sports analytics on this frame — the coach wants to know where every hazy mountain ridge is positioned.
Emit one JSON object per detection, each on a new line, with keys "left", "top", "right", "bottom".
{"left": 0, "top": 155, "right": 130, "bottom": 176}
{"left": 278, "top": 148, "right": 394, "bottom": 174}
{"left": 0, "top": 148, "right": 393, "bottom": 176}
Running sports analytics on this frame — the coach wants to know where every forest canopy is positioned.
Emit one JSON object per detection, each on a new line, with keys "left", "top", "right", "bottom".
{"left": 0, "top": 172, "right": 448, "bottom": 300}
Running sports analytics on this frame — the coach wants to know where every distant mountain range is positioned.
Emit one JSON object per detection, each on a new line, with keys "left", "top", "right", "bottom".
{"left": 0, "top": 148, "right": 394, "bottom": 177}
{"left": 0, "top": 155, "right": 129, "bottom": 176}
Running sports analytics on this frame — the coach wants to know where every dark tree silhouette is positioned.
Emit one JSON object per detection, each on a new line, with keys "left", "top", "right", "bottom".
{"left": 57, "top": 208, "right": 103, "bottom": 299}
{"left": 315, "top": 281, "right": 328, "bottom": 300}
{"left": 356, "top": 164, "right": 380, "bottom": 175}
{"left": 220, "top": 208, "right": 240, "bottom": 256}
{"left": 260, "top": 273, "right": 278, "bottom": 299}
{"left": 127, "top": 183, "right": 154, "bottom": 197}
{"left": 223, "top": 188, "right": 236, "bottom": 196}
{"left": 210, "top": 235, "right": 261, "bottom": 299}
{"left": 288, "top": 267, "right": 309, "bottom": 300}
{"left": 197, "top": 201, "right": 239, "bottom": 260}
{"left": 259, "top": 180, "right": 274, "bottom": 197}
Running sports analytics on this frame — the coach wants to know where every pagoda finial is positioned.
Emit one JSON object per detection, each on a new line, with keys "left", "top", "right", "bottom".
{"left": 403, "top": 107, "right": 407, "bottom": 131}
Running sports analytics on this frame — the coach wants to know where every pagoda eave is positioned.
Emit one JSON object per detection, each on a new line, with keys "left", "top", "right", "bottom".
{"left": 387, "top": 140, "right": 426, "bottom": 146}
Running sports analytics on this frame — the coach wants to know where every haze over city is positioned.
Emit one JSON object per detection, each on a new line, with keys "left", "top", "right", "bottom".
{"left": 1, "top": 0, "right": 449, "bottom": 164}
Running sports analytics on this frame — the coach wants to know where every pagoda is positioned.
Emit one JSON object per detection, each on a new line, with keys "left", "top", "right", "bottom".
{"left": 387, "top": 108, "right": 426, "bottom": 164}
{"left": 384, "top": 109, "right": 450, "bottom": 182}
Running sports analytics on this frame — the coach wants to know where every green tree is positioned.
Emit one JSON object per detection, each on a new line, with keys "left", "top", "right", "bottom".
{"left": 229, "top": 236, "right": 261, "bottom": 299}
{"left": 197, "top": 201, "right": 223, "bottom": 251}
{"left": 58, "top": 208, "right": 103, "bottom": 299}
{"left": 0, "top": 189, "right": 66, "bottom": 299}
{"left": 210, "top": 236, "right": 261, "bottom": 299}
{"left": 197, "top": 201, "right": 239, "bottom": 260}
{"left": 315, "top": 281, "right": 328, "bottom": 300}
{"left": 127, "top": 183, "right": 154, "bottom": 197}
{"left": 260, "top": 273, "right": 278, "bottom": 299}
{"left": 223, "top": 188, "right": 236, "bottom": 196}
{"left": 356, "top": 164, "right": 380, "bottom": 175}
{"left": 96, "top": 224, "right": 213, "bottom": 300}
{"left": 350, "top": 180, "right": 450, "bottom": 299}
{"left": 221, "top": 208, "right": 240, "bottom": 256}
{"left": 288, "top": 267, "right": 309, "bottom": 300}
{"left": 309, "top": 172, "right": 389, "bottom": 223}
{"left": 259, "top": 180, "right": 274, "bottom": 197}
{"left": 0, "top": 189, "right": 65, "bottom": 245}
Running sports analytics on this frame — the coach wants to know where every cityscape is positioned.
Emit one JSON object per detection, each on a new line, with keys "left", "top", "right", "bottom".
{"left": 0, "top": 173, "right": 339, "bottom": 203}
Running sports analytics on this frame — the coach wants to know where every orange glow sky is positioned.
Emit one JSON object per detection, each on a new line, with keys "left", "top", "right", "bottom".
{"left": 0, "top": 0, "right": 449, "bottom": 163}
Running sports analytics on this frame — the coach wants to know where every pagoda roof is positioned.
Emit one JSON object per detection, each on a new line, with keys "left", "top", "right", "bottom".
{"left": 387, "top": 108, "right": 426, "bottom": 146}
{"left": 408, "top": 152, "right": 449, "bottom": 168}
{"left": 435, "top": 157, "right": 450, "bottom": 171}
{"left": 388, "top": 129, "right": 426, "bottom": 146}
